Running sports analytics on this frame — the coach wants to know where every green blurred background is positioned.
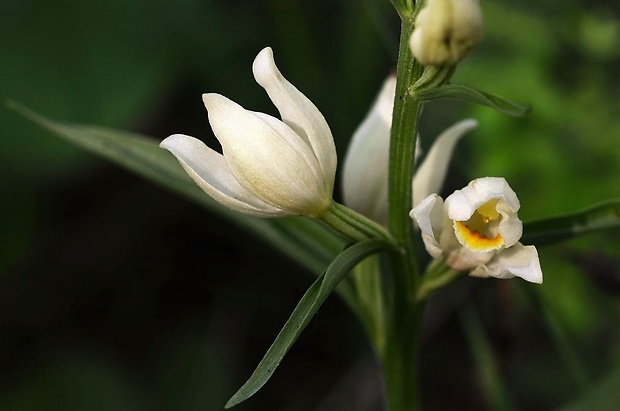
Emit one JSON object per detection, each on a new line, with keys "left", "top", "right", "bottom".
{"left": 1, "top": 0, "right": 620, "bottom": 409}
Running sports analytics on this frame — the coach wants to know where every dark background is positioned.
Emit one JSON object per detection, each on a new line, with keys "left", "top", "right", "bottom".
{"left": 2, "top": 0, "right": 620, "bottom": 409}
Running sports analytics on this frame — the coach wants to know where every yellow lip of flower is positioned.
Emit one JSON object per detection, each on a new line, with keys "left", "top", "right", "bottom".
{"left": 453, "top": 199, "right": 505, "bottom": 252}
{"left": 410, "top": 177, "right": 542, "bottom": 283}
{"left": 454, "top": 220, "right": 504, "bottom": 252}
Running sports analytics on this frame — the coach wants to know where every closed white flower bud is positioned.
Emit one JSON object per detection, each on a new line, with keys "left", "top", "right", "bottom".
{"left": 410, "top": 0, "right": 483, "bottom": 66}
{"left": 161, "top": 47, "right": 337, "bottom": 218}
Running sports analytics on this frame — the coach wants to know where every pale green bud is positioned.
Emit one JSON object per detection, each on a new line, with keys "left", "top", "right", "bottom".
{"left": 410, "top": 0, "right": 483, "bottom": 66}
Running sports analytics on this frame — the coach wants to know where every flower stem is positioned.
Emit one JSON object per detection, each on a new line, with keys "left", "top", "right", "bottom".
{"left": 320, "top": 202, "right": 395, "bottom": 244}
{"left": 382, "top": 8, "right": 426, "bottom": 411}
{"left": 416, "top": 260, "right": 464, "bottom": 302}
{"left": 388, "top": 12, "right": 423, "bottom": 292}
{"left": 382, "top": 296, "right": 426, "bottom": 411}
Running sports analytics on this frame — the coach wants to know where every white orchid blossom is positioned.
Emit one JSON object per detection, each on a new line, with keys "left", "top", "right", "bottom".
{"left": 160, "top": 47, "right": 337, "bottom": 218}
{"left": 410, "top": 177, "right": 543, "bottom": 283}
{"left": 342, "top": 75, "right": 477, "bottom": 227}
{"left": 341, "top": 76, "right": 395, "bottom": 226}
{"left": 410, "top": 0, "right": 483, "bottom": 66}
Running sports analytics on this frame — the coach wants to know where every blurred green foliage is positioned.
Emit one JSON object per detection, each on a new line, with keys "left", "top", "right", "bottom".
{"left": 1, "top": 0, "right": 620, "bottom": 410}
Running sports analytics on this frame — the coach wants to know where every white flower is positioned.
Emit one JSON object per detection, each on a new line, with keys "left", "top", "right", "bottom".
{"left": 410, "top": 177, "right": 543, "bottom": 283}
{"left": 341, "top": 76, "right": 477, "bottom": 226}
{"left": 410, "top": 0, "right": 483, "bottom": 66}
{"left": 341, "top": 77, "right": 395, "bottom": 226}
{"left": 160, "top": 47, "right": 337, "bottom": 218}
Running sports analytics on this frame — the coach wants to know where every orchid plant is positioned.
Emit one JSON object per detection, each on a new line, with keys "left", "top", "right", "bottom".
{"left": 11, "top": 0, "right": 620, "bottom": 410}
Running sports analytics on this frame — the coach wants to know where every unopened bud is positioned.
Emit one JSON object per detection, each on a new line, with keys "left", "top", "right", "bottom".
{"left": 410, "top": 0, "right": 483, "bottom": 66}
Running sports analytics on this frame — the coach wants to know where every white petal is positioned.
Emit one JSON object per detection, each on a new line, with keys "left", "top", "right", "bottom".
{"left": 443, "top": 244, "right": 495, "bottom": 271}
{"left": 470, "top": 243, "right": 543, "bottom": 284}
{"left": 410, "top": 194, "right": 445, "bottom": 258}
{"left": 496, "top": 200, "right": 523, "bottom": 248}
{"left": 160, "top": 134, "right": 289, "bottom": 217}
{"left": 203, "top": 93, "right": 331, "bottom": 216}
{"left": 342, "top": 76, "right": 395, "bottom": 226}
{"left": 412, "top": 119, "right": 477, "bottom": 207}
{"left": 252, "top": 111, "right": 325, "bottom": 185}
{"left": 252, "top": 47, "right": 337, "bottom": 194}
{"left": 445, "top": 177, "right": 520, "bottom": 221}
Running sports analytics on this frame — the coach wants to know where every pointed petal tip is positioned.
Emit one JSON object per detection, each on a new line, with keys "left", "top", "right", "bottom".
{"left": 522, "top": 245, "right": 544, "bottom": 284}
{"left": 256, "top": 46, "right": 274, "bottom": 60}
{"left": 160, "top": 134, "right": 194, "bottom": 150}
{"left": 453, "top": 118, "right": 478, "bottom": 132}
{"left": 465, "top": 118, "right": 478, "bottom": 127}
{"left": 412, "top": 118, "right": 479, "bottom": 207}
{"left": 202, "top": 93, "right": 226, "bottom": 108}
{"left": 252, "top": 47, "right": 279, "bottom": 87}
{"left": 475, "top": 243, "right": 544, "bottom": 284}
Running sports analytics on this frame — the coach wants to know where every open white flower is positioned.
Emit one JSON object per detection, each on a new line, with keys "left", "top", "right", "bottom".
{"left": 160, "top": 47, "right": 337, "bottom": 218}
{"left": 410, "top": 177, "right": 543, "bottom": 283}
{"left": 410, "top": 0, "right": 483, "bottom": 66}
{"left": 342, "top": 75, "right": 477, "bottom": 226}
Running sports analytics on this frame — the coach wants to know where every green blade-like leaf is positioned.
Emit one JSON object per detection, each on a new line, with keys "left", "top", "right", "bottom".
{"left": 460, "top": 303, "right": 517, "bottom": 411}
{"left": 557, "top": 366, "right": 620, "bottom": 411}
{"left": 415, "top": 84, "right": 530, "bottom": 117}
{"left": 8, "top": 101, "right": 343, "bottom": 274}
{"left": 522, "top": 199, "right": 620, "bottom": 246}
{"left": 225, "top": 239, "right": 391, "bottom": 408}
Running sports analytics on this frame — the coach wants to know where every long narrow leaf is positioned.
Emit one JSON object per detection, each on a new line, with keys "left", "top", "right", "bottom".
{"left": 558, "top": 366, "right": 620, "bottom": 411}
{"left": 530, "top": 289, "right": 592, "bottom": 391}
{"left": 8, "top": 101, "right": 343, "bottom": 274}
{"left": 460, "top": 303, "right": 517, "bottom": 411}
{"left": 416, "top": 84, "right": 530, "bottom": 117}
{"left": 225, "top": 239, "right": 390, "bottom": 408}
{"left": 522, "top": 199, "right": 620, "bottom": 246}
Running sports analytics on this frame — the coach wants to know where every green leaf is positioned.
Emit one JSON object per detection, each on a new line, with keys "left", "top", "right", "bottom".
{"left": 8, "top": 101, "right": 343, "bottom": 274}
{"left": 225, "top": 239, "right": 390, "bottom": 408}
{"left": 526, "top": 288, "right": 592, "bottom": 392}
{"left": 415, "top": 84, "right": 531, "bottom": 117}
{"left": 460, "top": 303, "right": 517, "bottom": 411}
{"left": 557, "top": 366, "right": 620, "bottom": 411}
{"left": 522, "top": 199, "right": 620, "bottom": 246}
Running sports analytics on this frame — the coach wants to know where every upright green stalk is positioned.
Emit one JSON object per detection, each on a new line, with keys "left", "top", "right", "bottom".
{"left": 383, "top": 299, "right": 425, "bottom": 411}
{"left": 382, "top": 7, "right": 426, "bottom": 411}
{"left": 388, "top": 12, "right": 423, "bottom": 291}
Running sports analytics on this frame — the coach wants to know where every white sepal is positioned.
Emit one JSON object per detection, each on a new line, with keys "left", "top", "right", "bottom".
{"left": 410, "top": 194, "right": 445, "bottom": 258}
{"left": 471, "top": 243, "right": 543, "bottom": 284}
{"left": 342, "top": 76, "right": 395, "bottom": 226}
{"left": 160, "top": 134, "right": 289, "bottom": 217}
{"left": 252, "top": 47, "right": 337, "bottom": 194}
{"left": 412, "top": 119, "right": 477, "bottom": 207}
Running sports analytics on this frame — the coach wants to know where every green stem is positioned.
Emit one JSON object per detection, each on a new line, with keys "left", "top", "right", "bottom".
{"left": 320, "top": 202, "right": 394, "bottom": 244}
{"left": 388, "top": 12, "right": 423, "bottom": 294}
{"left": 416, "top": 260, "right": 465, "bottom": 302}
{"left": 382, "top": 9, "right": 426, "bottom": 411}
{"left": 382, "top": 297, "right": 426, "bottom": 411}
